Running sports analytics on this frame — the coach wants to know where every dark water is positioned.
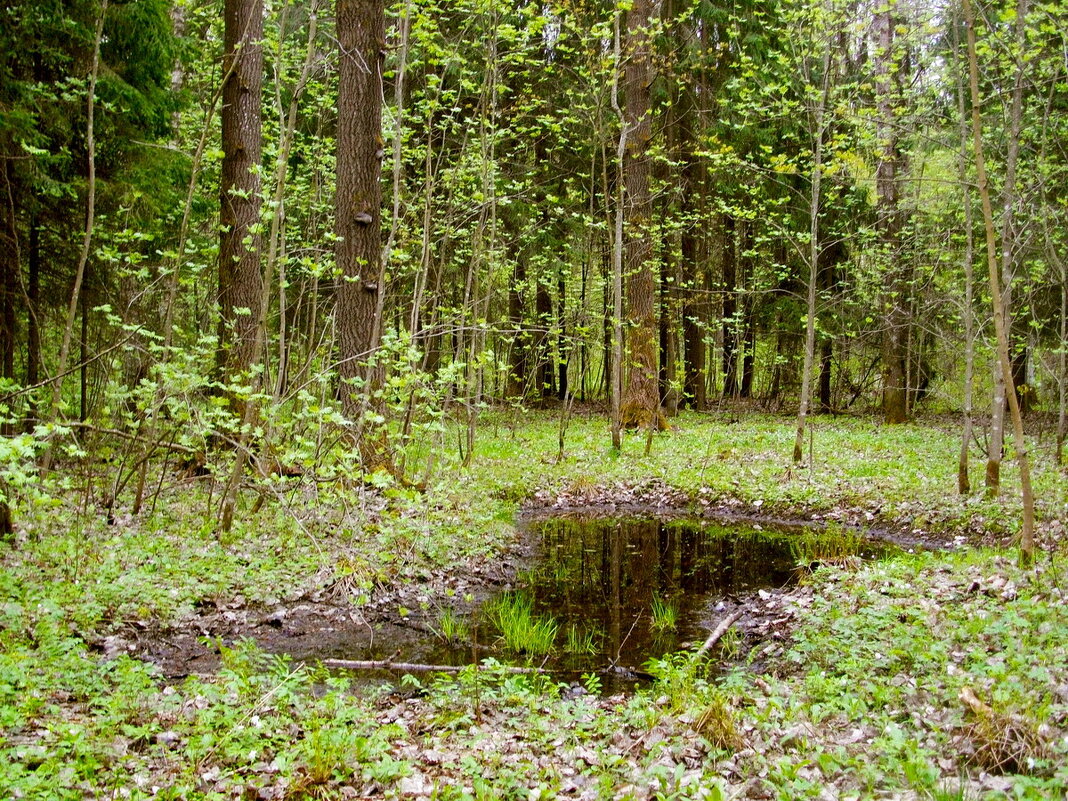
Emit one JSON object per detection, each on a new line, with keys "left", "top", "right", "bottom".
{"left": 317, "top": 516, "right": 888, "bottom": 687}
{"left": 518, "top": 516, "right": 804, "bottom": 675}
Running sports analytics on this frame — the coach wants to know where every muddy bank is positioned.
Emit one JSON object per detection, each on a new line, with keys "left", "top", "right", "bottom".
{"left": 118, "top": 501, "right": 871, "bottom": 683}
{"left": 111, "top": 547, "right": 529, "bottom": 678}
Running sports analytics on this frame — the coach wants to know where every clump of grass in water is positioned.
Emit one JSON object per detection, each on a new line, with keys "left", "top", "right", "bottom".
{"left": 432, "top": 608, "right": 469, "bottom": 644}
{"left": 564, "top": 623, "right": 598, "bottom": 655}
{"left": 791, "top": 525, "right": 866, "bottom": 570}
{"left": 484, "top": 592, "right": 558, "bottom": 656}
{"left": 650, "top": 594, "right": 679, "bottom": 632}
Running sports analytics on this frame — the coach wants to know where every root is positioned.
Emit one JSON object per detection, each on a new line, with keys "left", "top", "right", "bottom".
{"left": 618, "top": 401, "right": 670, "bottom": 432}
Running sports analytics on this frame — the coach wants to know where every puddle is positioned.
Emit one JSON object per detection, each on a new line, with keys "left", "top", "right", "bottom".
{"left": 322, "top": 515, "right": 889, "bottom": 687}
{"left": 508, "top": 516, "right": 889, "bottom": 679}
{"left": 135, "top": 514, "right": 891, "bottom": 688}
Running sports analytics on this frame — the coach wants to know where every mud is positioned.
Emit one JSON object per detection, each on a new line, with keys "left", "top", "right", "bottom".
{"left": 120, "top": 502, "right": 895, "bottom": 686}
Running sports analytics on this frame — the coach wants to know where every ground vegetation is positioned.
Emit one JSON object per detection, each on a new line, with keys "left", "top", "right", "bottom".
{"left": 3, "top": 0, "right": 1068, "bottom": 795}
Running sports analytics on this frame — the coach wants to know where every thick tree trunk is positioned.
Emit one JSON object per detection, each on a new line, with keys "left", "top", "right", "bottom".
{"left": 617, "top": 0, "right": 662, "bottom": 432}
{"left": 218, "top": 0, "right": 264, "bottom": 380}
{"left": 335, "top": 0, "right": 386, "bottom": 420}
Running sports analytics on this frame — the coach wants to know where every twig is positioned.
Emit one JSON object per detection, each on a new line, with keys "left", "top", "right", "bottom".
{"left": 66, "top": 422, "right": 199, "bottom": 455}
{"left": 614, "top": 610, "right": 643, "bottom": 665}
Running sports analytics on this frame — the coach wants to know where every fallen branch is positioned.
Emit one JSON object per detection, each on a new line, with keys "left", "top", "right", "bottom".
{"left": 67, "top": 422, "right": 199, "bottom": 455}
{"left": 322, "top": 658, "right": 542, "bottom": 674}
{"left": 692, "top": 609, "right": 744, "bottom": 662}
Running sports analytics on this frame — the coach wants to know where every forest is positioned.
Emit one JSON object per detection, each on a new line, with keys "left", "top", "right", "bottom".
{"left": 1, "top": 0, "right": 1068, "bottom": 797}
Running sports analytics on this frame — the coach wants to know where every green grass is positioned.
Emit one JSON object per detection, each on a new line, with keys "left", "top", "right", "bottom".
{"left": 790, "top": 524, "right": 868, "bottom": 568}
{"left": 564, "top": 623, "right": 598, "bottom": 655}
{"left": 650, "top": 594, "right": 679, "bottom": 632}
{"left": 483, "top": 592, "right": 558, "bottom": 657}
{"left": 2, "top": 409, "right": 1067, "bottom": 798}
{"left": 432, "top": 607, "right": 470, "bottom": 644}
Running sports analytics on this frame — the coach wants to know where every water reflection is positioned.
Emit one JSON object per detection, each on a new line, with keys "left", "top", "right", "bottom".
{"left": 523, "top": 516, "right": 801, "bottom": 672}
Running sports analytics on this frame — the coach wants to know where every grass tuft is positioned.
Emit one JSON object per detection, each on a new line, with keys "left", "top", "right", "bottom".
{"left": 790, "top": 525, "right": 866, "bottom": 570}
{"left": 564, "top": 623, "right": 598, "bottom": 655}
{"left": 650, "top": 594, "right": 679, "bottom": 632}
{"left": 958, "top": 686, "right": 1054, "bottom": 775}
{"left": 484, "top": 592, "right": 558, "bottom": 656}
{"left": 692, "top": 694, "right": 741, "bottom": 751}
{"left": 432, "top": 607, "right": 470, "bottom": 644}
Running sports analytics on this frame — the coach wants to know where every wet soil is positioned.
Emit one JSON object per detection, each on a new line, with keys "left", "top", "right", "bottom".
{"left": 121, "top": 498, "right": 898, "bottom": 684}
{"left": 114, "top": 548, "right": 530, "bottom": 678}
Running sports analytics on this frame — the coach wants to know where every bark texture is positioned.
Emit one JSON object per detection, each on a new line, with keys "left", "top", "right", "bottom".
{"left": 618, "top": 0, "right": 664, "bottom": 431}
{"left": 335, "top": 0, "right": 386, "bottom": 420}
{"left": 219, "top": 0, "right": 264, "bottom": 379}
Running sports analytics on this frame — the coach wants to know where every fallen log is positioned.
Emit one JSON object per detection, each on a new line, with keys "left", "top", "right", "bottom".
{"left": 692, "top": 609, "right": 744, "bottom": 662}
{"left": 322, "top": 658, "right": 542, "bottom": 674}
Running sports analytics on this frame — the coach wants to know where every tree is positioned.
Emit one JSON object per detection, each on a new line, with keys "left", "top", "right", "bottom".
{"left": 984, "top": 0, "right": 1028, "bottom": 494}
{"left": 962, "top": 0, "right": 1035, "bottom": 565}
{"left": 617, "top": 0, "right": 664, "bottom": 435}
{"left": 335, "top": 0, "right": 386, "bottom": 424}
{"left": 876, "top": 1, "right": 910, "bottom": 424}
{"left": 219, "top": 0, "right": 265, "bottom": 382}
{"left": 793, "top": 30, "right": 833, "bottom": 464}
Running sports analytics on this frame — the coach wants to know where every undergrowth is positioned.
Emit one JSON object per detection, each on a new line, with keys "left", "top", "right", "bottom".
{"left": 1, "top": 411, "right": 1066, "bottom": 798}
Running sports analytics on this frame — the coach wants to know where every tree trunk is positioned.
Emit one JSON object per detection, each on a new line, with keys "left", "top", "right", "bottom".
{"left": 793, "top": 40, "right": 832, "bottom": 464}
{"left": 1059, "top": 274, "right": 1067, "bottom": 465}
{"left": 609, "top": 10, "right": 624, "bottom": 448}
{"left": 507, "top": 252, "right": 527, "bottom": 399}
{"left": 721, "top": 216, "right": 738, "bottom": 398}
{"left": 963, "top": 0, "right": 1035, "bottom": 565}
{"left": 617, "top": 0, "right": 662, "bottom": 432}
{"left": 677, "top": 63, "right": 706, "bottom": 410}
{"left": 818, "top": 338, "right": 832, "bottom": 413}
{"left": 876, "top": 5, "right": 908, "bottom": 425}
{"left": 26, "top": 215, "right": 40, "bottom": 426}
{"left": 535, "top": 276, "right": 554, "bottom": 399}
{"left": 42, "top": 1, "right": 106, "bottom": 474}
{"left": 557, "top": 269, "right": 569, "bottom": 401}
{"left": 1012, "top": 348, "right": 1032, "bottom": 414}
{"left": 218, "top": 0, "right": 264, "bottom": 381}
{"left": 0, "top": 164, "right": 16, "bottom": 535}
{"left": 953, "top": 8, "right": 976, "bottom": 494}
{"left": 739, "top": 222, "right": 755, "bottom": 399}
{"left": 335, "top": 0, "right": 386, "bottom": 421}
{"left": 985, "top": 0, "right": 1028, "bottom": 493}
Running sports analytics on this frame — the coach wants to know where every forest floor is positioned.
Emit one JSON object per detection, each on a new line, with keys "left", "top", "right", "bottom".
{"left": 2, "top": 410, "right": 1067, "bottom": 799}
